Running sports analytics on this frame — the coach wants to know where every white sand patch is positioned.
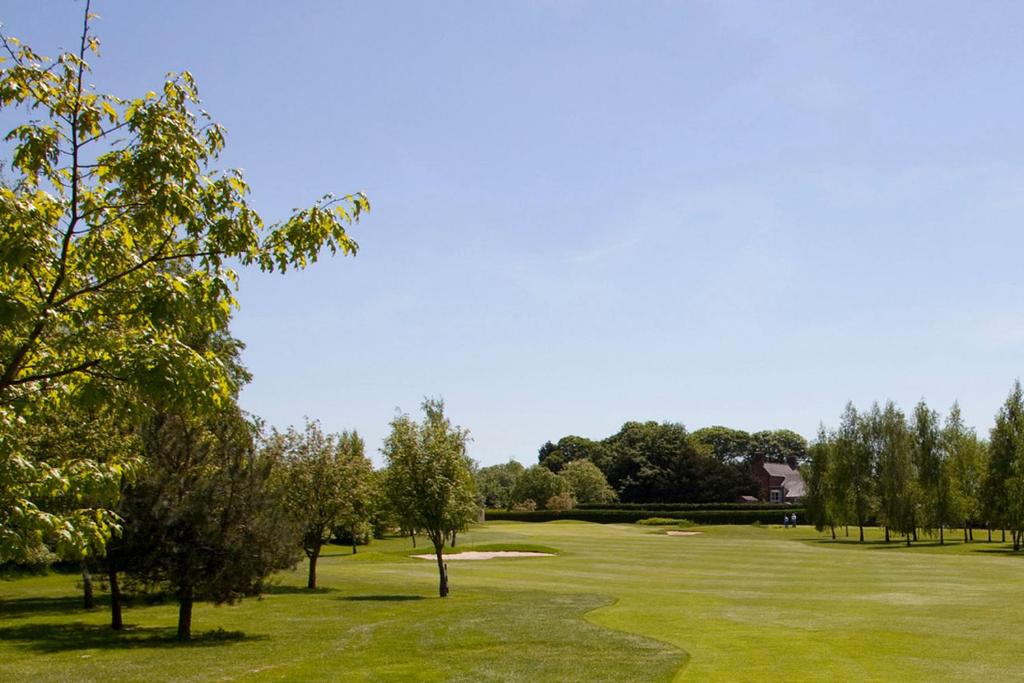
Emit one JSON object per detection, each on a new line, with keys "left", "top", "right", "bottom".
{"left": 411, "top": 551, "right": 554, "bottom": 560}
{"left": 665, "top": 531, "right": 703, "bottom": 536}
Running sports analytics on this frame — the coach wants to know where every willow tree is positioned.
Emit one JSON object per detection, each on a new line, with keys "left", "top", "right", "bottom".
{"left": 382, "top": 399, "right": 476, "bottom": 597}
{"left": 0, "top": 5, "right": 368, "bottom": 560}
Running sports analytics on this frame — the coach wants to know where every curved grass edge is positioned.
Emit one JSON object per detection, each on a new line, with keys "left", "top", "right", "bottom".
{"left": 580, "top": 594, "right": 692, "bottom": 682}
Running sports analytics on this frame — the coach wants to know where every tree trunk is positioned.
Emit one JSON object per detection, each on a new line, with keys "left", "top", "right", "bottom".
{"left": 410, "top": 530, "right": 416, "bottom": 548}
{"left": 858, "top": 523, "right": 864, "bottom": 543}
{"left": 912, "top": 526, "right": 918, "bottom": 542}
{"left": 351, "top": 528, "right": 357, "bottom": 555}
{"left": 845, "top": 525, "right": 849, "bottom": 537}
{"left": 939, "top": 525, "right": 944, "bottom": 545}
{"left": 906, "top": 533, "right": 911, "bottom": 547}
{"left": 988, "top": 525, "right": 992, "bottom": 543}
{"left": 1002, "top": 528, "right": 1006, "bottom": 543}
{"left": 963, "top": 522, "right": 968, "bottom": 544}
{"left": 81, "top": 561, "right": 94, "bottom": 609}
{"left": 969, "top": 526, "right": 974, "bottom": 541}
{"left": 307, "top": 545, "right": 321, "bottom": 589}
{"left": 451, "top": 531, "right": 457, "bottom": 547}
{"left": 177, "top": 587, "right": 193, "bottom": 641}
{"left": 884, "top": 526, "right": 890, "bottom": 543}
{"left": 434, "top": 543, "right": 449, "bottom": 598}
{"left": 830, "top": 525, "right": 836, "bottom": 540}
{"left": 109, "top": 566, "right": 123, "bottom": 631}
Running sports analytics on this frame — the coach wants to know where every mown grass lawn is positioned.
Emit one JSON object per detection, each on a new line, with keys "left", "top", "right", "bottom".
{"left": 2, "top": 522, "right": 1024, "bottom": 681}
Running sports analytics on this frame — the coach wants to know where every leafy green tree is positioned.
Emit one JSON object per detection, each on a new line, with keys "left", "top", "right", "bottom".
{"left": 538, "top": 435, "right": 612, "bottom": 474}
{"left": 986, "top": 382, "right": 1024, "bottom": 550}
{"left": 833, "top": 403, "right": 874, "bottom": 542}
{"left": 511, "top": 465, "right": 570, "bottom": 510}
{"left": 0, "top": 6, "right": 368, "bottom": 561}
{"left": 605, "top": 421, "right": 756, "bottom": 503}
{"left": 870, "top": 402, "right": 916, "bottom": 544}
{"left": 750, "top": 429, "right": 809, "bottom": 465}
{"left": 689, "top": 426, "right": 752, "bottom": 464}
{"left": 803, "top": 426, "right": 840, "bottom": 538}
{"left": 474, "top": 460, "right": 525, "bottom": 509}
{"left": 560, "top": 459, "right": 617, "bottom": 505}
{"left": 381, "top": 399, "right": 476, "bottom": 597}
{"left": 271, "top": 421, "right": 373, "bottom": 589}
{"left": 121, "top": 406, "right": 299, "bottom": 640}
{"left": 911, "top": 400, "right": 944, "bottom": 542}
{"left": 945, "top": 403, "right": 987, "bottom": 542}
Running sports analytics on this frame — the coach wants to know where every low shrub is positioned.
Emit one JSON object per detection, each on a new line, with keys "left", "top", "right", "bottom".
{"left": 636, "top": 517, "right": 695, "bottom": 526}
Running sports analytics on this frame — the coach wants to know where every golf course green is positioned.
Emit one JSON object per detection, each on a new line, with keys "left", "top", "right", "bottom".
{"left": 2, "top": 521, "right": 1022, "bottom": 681}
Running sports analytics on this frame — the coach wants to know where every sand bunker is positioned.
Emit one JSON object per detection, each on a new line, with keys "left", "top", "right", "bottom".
{"left": 411, "top": 551, "right": 554, "bottom": 561}
{"left": 665, "top": 531, "right": 702, "bottom": 537}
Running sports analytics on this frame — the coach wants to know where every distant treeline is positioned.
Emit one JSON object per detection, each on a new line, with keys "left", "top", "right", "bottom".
{"left": 476, "top": 422, "right": 809, "bottom": 509}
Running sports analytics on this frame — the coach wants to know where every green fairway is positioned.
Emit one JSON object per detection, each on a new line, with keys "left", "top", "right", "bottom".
{"left": 3, "top": 522, "right": 1024, "bottom": 681}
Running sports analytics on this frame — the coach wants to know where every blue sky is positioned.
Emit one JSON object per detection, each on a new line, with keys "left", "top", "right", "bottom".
{"left": 6, "top": 1, "right": 1024, "bottom": 466}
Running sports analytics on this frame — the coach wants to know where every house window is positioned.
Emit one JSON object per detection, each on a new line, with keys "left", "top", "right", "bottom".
{"left": 770, "top": 490, "right": 781, "bottom": 503}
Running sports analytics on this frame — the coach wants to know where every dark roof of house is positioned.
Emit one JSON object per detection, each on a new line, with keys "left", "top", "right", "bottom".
{"left": 762, "top": 462, "right": 806, "bottom": 499}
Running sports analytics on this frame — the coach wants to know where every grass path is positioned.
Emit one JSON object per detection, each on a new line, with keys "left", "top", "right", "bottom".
{"left": 3, "top": 522, "right": 1024, "bottom": 681}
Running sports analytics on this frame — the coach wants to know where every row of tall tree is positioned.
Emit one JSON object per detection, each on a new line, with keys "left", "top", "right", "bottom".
{"left": 802, "top": 386, "right": 1024, "bottom": 549}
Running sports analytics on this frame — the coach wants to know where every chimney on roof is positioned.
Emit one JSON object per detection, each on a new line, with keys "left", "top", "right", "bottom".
{"left": 786, "top": 455, "right": 798, "bottom": 470}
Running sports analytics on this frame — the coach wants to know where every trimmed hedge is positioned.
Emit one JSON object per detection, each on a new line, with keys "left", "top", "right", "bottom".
{"left": 575, "top": 502, "right": 799, "bottom": 511}
{"left": 485, "top": 508, "right": 806, "bottom": 525}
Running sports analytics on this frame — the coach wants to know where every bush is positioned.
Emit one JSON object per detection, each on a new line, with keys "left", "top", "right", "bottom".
{"left": 636, "top": 517, "right": 696, "bottom": 527}
{"left": 546, "top": 492, "right": 575, "bottom": 511}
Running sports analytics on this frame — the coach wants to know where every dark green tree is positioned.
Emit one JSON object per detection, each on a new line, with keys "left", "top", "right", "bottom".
{"left": 538, "top": 435, "right": 612, "bottom": 474}
{"left": 689, "top": 426, "right": 752, "bottom": 464}
{"left": 122, "top": 406, "right": 299, "bottom": 640}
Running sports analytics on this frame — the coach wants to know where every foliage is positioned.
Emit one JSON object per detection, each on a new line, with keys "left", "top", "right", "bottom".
{"left": 474, "top": 459, "right": 524, "bottom": 509}
{"left": 511, "top": 465, "right": 570, "bottom": 510}
{"left": 269, "top": 420, "right": 374, "bottom": 588}
{"left": 0, "top": 7, "right": 368, "bottom": 561}
{"left": 945, "top": 404, "right": 988, "bottom": 534}
{"left": 0, "top": 401, "right": 136, "bottom": 563}
{"left": 559, "top": 459, "right": 617, "bottom": 505}
{"left": 750, "top": 429, "right": 809, "bottom": 465}
{"left": 381, "top": 398, "right": 476, "bottom": 597}
{"left": 538, "top": 435, "right": 612, "bottom": 474}
{"left": 118, "top": 406, "right": 299, "bottom": 640}
{"left": 635, "top": 517, "right": 696, "bottom": 527}
{"left": 688, "top": 426, "right": 752, "bottom": 464}
{"left": 986, "top": 382, "right": 1024, "bottom": 549}
{"left": 546, "top": 491, "right": 575, "bottom": 512}
{"left": 605, "top": 421, "right": 757, "bottom": 503}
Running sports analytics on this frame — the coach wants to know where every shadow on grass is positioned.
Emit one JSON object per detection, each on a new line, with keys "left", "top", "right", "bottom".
{"left": 0, "top": 622, "right": 264, "bottom": 653}
{"left": 339, "top": 595, "right": 424, "bottom": 602}
{"left": 0, "top": 595, "right": 93, "bottom": 621}
{"left": 262, "top": 584, "right": 335, "bottom": 596}
{"left": 805, "top": 537, "right": 1024, "bottom": 556}
{"left": 975, "top": 547, "right": 1024, "bottom": 557}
